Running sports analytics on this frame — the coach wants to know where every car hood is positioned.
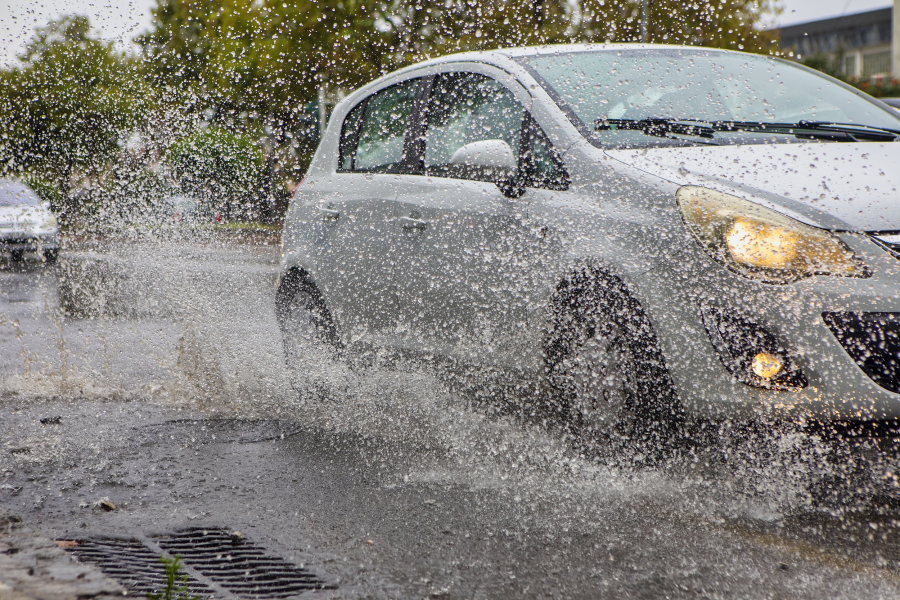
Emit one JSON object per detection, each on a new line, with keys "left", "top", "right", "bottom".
{"left": 0, "top": 205, "right": 43, "bottom": 221}
{"left": 605, "top": 142, "right": 900, "bottom": 231}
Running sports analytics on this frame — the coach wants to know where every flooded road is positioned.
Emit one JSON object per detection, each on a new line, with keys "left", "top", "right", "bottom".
{"left": 0, "top": 234, "right": 286, "bottom": 408}
{"left": 3, "top": 236, "right": 900, "bottom": 598}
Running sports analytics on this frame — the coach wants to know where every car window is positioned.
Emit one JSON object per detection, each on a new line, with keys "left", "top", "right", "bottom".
{"left": 423, "top": 73, "right": 524, "bottom": 181}
{"left": 341, "top": 78, "right": 420, "bottom": 173}
{"left": 338, "top": 102, "right": 365, "bottom": 171}
{"left": 0, "top": 182, "right": 41, "bottom": 206}
{"left": 516, "top": 49, "right": 900, "bottom": 149}
{"left": 521, "top": 116, "right": 569, "bottom": 191}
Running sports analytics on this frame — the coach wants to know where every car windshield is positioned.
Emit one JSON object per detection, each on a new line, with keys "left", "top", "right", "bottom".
{"left": 515, "top": 49, "right": 900, "bottom": 149}
{"left": 0, "top": 182, "right": 42, "bottom": 206}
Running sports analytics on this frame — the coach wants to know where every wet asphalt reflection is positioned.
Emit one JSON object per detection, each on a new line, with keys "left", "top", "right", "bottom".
{"left": 2, "top": 236, "right": 900, "bottom": 598}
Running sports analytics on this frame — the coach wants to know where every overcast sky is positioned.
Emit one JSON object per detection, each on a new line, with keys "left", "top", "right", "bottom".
{"left": 0, "top": 0, "right": 894, "bottom": 66}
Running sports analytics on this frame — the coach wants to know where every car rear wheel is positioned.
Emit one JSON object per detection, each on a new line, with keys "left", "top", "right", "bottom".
{"left": 545, "top": 267, "right": 684, "bottom": 456}
{"left": 275, "top": 269, "right": 344, "bottom": 397}
{"left": 42, "top": 249, "right": 58, "bottom": 264}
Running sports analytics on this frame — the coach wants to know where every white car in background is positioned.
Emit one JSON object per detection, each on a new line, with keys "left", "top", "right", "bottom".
{"left": 277, "top": 45, "right": 900, "bottom": 446}
{"left": 0, "top": 179, "right": 59, "bottom": 263}
{"left": 881, "top": 97, "right": 900, "bottom": 115}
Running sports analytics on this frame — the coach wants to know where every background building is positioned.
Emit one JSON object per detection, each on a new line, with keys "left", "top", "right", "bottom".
{"left": 777, "top": 1, "right": 898, "bottom": 77}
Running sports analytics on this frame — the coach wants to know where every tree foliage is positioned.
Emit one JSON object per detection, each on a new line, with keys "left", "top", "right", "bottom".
{"left": 799, "top": 53, "right": 900, "bottom": 98}
{"left": 0, "top": 1, "right": 781, "bottom": 221}
{"left": 139, "top": 0, "right": 779, "bottom": 130}
{"left": 0, "top": 16, "right": 137, "bottom": 198}
{"left": 167, "top": 127, "right": 265, "bottom": 219}
{"left": 578, "top": 0, "right": 777, "bottom": 51}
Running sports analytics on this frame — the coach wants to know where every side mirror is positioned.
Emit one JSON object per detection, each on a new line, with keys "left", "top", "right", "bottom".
{"left": 448, "top": 140, "right": 524, "bottom": 199}
{"left": 449, "top": 139, "right": 516, "bottom": 171}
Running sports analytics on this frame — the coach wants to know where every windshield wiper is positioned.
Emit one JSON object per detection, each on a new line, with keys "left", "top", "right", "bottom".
{"left": 594, "top": 118, "right": 900, "bottom": 142}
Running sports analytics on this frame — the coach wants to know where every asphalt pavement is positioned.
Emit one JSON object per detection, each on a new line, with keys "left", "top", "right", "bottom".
{"left": 2, "top": 234, "right": 900, "bottom": 599}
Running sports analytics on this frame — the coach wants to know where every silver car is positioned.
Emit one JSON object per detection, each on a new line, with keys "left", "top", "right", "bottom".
{"left": 0, "top": 179, "right": 59, "bottom": 263}
{"left": 277, "top": 45, "right": 900, "bottom": 443}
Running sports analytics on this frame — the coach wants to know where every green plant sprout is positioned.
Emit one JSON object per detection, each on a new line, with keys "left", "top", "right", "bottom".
{"left": 147, "top": 554, "right": 201, "bottom": 600}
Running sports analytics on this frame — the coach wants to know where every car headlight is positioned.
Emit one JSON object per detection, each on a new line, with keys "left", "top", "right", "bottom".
{"left": 677, "top": 185, "right": 868, "bottom": 284}
{"left": 41, "top": 214, "right": 58, "bottom": 230}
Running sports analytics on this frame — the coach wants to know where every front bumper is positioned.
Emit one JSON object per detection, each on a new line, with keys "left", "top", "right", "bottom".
{"left": 0, "top": 231, "right": 59, "bottom": 253}
{"left": 642, "top": 232, "right": 900, "bottom": 422}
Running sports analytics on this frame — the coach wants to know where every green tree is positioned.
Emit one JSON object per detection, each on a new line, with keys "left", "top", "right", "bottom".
{"left": 0, "top": 16, "right": 137, "bottom": 201}
{"left": 166, "top": 127, "right": 265, "bottom": 219}
{"left": 138, "top": 0, "right": 780, "bottom": 213}
{"left": 140, "top": 0, "right": 779, "bottom": 128}
{"left": 138, "top": 0, "right": 394, "bottom": 143}
{"left": 139, "top": 1, "right": 267, "bottom": 121}
{"left": 575, "top": 0, "right": 778, "bottom": 51}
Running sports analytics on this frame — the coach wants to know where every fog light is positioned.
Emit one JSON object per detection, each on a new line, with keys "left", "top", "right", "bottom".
{"left": 751, "top": 352, "right": 783, "bottom": 379}
{"left": 699, "top": 304, "right": 807, "bottom": 391}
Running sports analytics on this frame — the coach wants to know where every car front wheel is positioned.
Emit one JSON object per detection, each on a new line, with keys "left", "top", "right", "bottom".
{"left": 544, "top": 266, "right": 684, "bottom": 456}
{"left": 275, "top": 268, "right": 344, "bottom": 398}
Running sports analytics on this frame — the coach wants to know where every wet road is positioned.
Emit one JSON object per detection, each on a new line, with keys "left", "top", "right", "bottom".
{"left": 3, "top": 235, "right": 900, "bottom": 598}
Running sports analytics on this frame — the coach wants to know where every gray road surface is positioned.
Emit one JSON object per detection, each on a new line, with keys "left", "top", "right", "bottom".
{"left": 2, "top": 235, "right": 900, "bottom": 599}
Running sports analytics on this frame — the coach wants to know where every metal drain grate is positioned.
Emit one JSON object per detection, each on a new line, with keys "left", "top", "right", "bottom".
{"left": 64, "top": 537, "right": 217, "bottom": 597}
{"left": 155, "top": 527, "right": 332, "bottom": 599}
{"left": 61, "top": 528, "right": 333, "bottom": 599}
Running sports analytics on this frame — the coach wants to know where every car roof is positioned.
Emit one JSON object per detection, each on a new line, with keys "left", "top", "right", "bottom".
{"left": 368, "top": 43, "right": 740, "bottom": 92}
{"left": 399, "top": 43, "right": 731, "bottom": 69}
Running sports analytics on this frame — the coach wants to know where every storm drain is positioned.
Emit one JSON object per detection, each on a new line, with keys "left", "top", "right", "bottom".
{"left": 156, "top": 527, "right": 332, "bottom": 598}
{"left": 63, "top": 537, "right": 217, "bottom": 597}
{"left": 61, "top": 527, "right": 333, "bottom": 599}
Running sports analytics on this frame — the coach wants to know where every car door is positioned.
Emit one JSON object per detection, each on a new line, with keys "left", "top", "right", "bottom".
{"left": 389, "top": 69, "right": 570, "bottom": 372}
{"left": 311, "top": 77, "right": 425, "bottom": 339}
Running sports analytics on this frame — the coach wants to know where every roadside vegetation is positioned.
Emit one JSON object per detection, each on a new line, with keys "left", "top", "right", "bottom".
{"left": 1, "top": 0, "right": 784, "bottom": 230}
{"left": 799, "top": 52, "right": 900, "bottom": 98}
{"left": 148, "top": 554, "right": 200, "bottom": 600}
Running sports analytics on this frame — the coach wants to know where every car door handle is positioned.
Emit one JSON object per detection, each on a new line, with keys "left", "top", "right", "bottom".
{"left": 399, "top": 216, "right": 428, "bottom": 231}
{"left": 317, "top": 207, "right": 340, "bottom": 221}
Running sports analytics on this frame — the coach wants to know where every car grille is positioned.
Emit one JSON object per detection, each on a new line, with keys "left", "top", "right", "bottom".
{"left": 870, "top": 233, "right": 900, "bottom": 259}
{"left": 823, "top": 312, "right": 900, "bottom": 394}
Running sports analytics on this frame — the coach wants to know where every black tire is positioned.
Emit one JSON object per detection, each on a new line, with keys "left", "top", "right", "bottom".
{"left": 544, "top": 266, "right": 684, "bottom": 455}
{"left": 10, "top": 249, "right": 25, "bottom": 263}
{"left": 275, "top": 268, "right": 342, "bottom": 360}
{"left": 42, "top": 249, "right": 59, "bottom": 264}
{"left": 274, "top": 268, "right": 344, "bottom": 395}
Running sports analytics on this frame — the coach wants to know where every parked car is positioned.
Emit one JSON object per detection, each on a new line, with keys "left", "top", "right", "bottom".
{"left": 160, "top": 195, "right": 204, "bottom": 224}
{"left": 0, "top": 179, "right": 59, "bottom": 263}
{"left": 881, "top": 97, "right": 900, "bottom": 115}
{"left": 277, "top": 44, "right": 900, "bottom": 445}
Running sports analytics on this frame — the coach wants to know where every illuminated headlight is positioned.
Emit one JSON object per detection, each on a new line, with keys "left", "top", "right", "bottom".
{"left": 677, "top": 186, "right": 868, "bottom": 284}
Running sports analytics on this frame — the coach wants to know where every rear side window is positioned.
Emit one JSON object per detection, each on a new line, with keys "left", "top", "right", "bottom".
{"left": 338, "top": 103, "right": 364, "bottom": 171}
{"left": 338, "top": 79, "right": 420, "bottom": 173}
